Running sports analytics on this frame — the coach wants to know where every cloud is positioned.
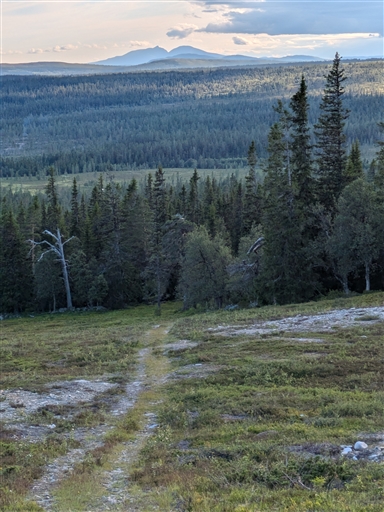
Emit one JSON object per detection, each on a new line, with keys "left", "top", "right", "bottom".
{"left": 198, "top": 1, "right": 383, "bottom": 36}
{"left": 233, "top": 36, "right": 250, "bottom": 45}
{"left": 52, "top": 44, "right": 78, "bottom": 52}
{"left": 1, "top": 49, "right": 23, "bottom": 55}
{"left": 129, "top": 40, "right": 151, "bottom": 48}
{"left": 167, "top": 24, "right": 198, "bottom": 39}
{"left": 28, "top": 44, "right": 78, "bottom": 54}
{"left": 84, "top": 44, "right": 107, "bottom": 50}
{"left": 27, "top": 48, "right": 44, "bottom": 54}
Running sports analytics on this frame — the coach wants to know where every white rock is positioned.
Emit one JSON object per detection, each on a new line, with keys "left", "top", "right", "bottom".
{"left": 341, "top": 447, "right": 353, "bottom": 455}
{"left": 354, "top": 441, "right": 368, "bottom": 450}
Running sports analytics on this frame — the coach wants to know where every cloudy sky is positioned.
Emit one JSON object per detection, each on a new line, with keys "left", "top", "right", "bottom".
{"left": 2, "top": 1, "right": 383, "bottom": 64}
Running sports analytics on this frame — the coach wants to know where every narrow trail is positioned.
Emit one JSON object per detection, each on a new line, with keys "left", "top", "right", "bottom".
{"left": 92, "top": 324, "right": 171, "bottom": 512}
{"left": 27, "top": 323, "right": 172, "bottom": 512}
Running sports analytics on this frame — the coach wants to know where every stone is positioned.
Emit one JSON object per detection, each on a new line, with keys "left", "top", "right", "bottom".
{"left": 341, "top": 447, "right": 353, "bottom": 455}
{"left": 354, "top": 441, "right": 368, "bottom": 450}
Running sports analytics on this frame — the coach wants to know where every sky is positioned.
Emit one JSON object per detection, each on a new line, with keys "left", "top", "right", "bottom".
{"left": 2, "top": 0, "right": 383, "bottom": 64}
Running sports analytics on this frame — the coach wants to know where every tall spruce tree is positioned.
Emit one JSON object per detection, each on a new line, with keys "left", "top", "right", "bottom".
{"left": 290, "top": 75, "right": 314, "bottom": 209}
{"left": 146, "top": 166, "right": 169, "bottom": 314}
{"left": 45, "top": 167, "right": 61, "bottom": 230}
{"left": 315, "top": 52, "right": 349, "bottom": 215}
{"left": 70, "top": 177, "right": 81, "bottom": 237}
{"left": 259, "top": 93, "right": 318, "bottom": 304}
{"left": 243, "top": 141, "right": 261, "bottom": 234}
{"left": 187, "top": 169, "right": 200, "bottom": 224}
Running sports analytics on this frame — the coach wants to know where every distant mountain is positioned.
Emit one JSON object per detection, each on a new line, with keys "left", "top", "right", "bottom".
{"left": 94, "top": 45, "right": 325, "bottom": 67}
{"left": 94, "top": 46, "right": 168, "bottom": 66}
{"left": 0, "top": 48, "right": 332, "bottom": 77}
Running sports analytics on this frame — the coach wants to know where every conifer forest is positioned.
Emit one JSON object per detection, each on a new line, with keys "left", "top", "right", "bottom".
{"left": 1, "top": 55, "right": 384, "bottom": 314}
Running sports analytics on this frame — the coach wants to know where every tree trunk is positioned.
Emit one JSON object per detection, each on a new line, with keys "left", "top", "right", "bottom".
{"left": 342, "top": 276, "right": 350, "bottom": 295}
{"left": 365, "top": 263, "right": 371, "bottom": 292}
{"left": 156, "top": 255, "right": 161, "bottom": 316}
{"left": 57, "top": 229, "right": 73, "bottom": 309}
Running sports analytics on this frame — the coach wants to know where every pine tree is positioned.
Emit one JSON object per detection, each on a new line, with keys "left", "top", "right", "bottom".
{"left": 344, "top": 140, "right": 364, "bottom": 185}
{"left": 70, "top": 177, "right": 81, "bottom": 237}
{"left": 315, "top": 52, "right": 349, "bottom": 215}
{"left": 290, "top": 75, "right": 314, "bottom": 208}
{"left": 374, "top": 122, "right": 384, "bottom": 190}
{"left": 187, "top": 169, "right": 200, "bottom": 224}
{"left": 367, "top": 159, "right": 376, "bottom": 183}
{"left": 0, "top": 211, "right": 34, "bottom": 312}
{"left": 243, "top": 141, "right": 261, "bottom": 234}
{"left": 146, "top": 166, "right": 169, "bottom": 314}
{"left": 259, "top": 119, "right": 317, "bottom": 304}
{"left": 45, "top": 167, "right": 61, "bottom": 230}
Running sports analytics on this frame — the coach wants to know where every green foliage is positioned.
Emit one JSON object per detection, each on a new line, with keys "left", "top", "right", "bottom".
{"left": 0, "top": 210, "right": 34, "bottom": 313}
{"left": 131, "top": 295, "right": 384, "bottom": 510}
{"left": 179, "top": 226, "right": 232, "bottom": 309}
{"left": 1, "top": 61, "right": 382, "bottom": 177}
{"left": 344, "top": 140, "right": 364, "bottom": 185}
{"left": 328, "top": 179, "right": 384, "bottom": 292}
{"left": 315, "top": 53, "right": 349, "bottom": 215}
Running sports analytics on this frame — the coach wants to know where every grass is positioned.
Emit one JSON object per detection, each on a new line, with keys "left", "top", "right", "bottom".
{"left": 130, "top": 292, "right": 384, "bottom": 511}
{"left": 0, "top": 166, "right": 251, "bottom": 196}
{"left": 1, "top": 294, "right": 383, "bottom": 511}
{"left": 52, "top": 323, "right": 173, "bottom": 511}
{"left": 0, "top": 303, "right": 180, "bottom": 511}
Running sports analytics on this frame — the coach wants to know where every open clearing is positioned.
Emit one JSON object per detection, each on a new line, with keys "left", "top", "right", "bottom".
{"left": 1, "top": 294, "right": 384, "bottom": 511}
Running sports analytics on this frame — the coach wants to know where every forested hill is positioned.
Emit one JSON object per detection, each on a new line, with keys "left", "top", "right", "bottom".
{"left": 1, "top": 60, "right": 383, "bottom": 176}
{"left": 1, "top": 54, "right": 384, "bottom": 315}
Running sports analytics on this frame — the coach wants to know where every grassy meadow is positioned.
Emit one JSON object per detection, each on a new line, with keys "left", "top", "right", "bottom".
{"left": 0, "top": 294, "right": 383, "bottom": 511}
{"left": 0, "top": 167, "right": 251, "bottom": 197}
{"left": 131, "top": 294, "right": 384, "bottom": 511}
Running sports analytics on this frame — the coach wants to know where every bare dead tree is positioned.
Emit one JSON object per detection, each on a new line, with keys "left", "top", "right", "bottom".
{"left": 28, "top": 229, "right": 74, "bottom": 309}
{"left": 247, "top": 236, "right": 265, "bottom": 255}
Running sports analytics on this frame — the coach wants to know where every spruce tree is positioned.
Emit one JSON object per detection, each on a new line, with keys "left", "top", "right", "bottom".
{"left": 243, "top": 141, "right": 261, "bottom": 234}
{"left": 146, "top": 166, "right": 169, "bottom": 314}
{"left": 290, "top": 75, "right": 314, "bottom": 208}
{"left": 344, "top": 140, "right": 364, "bottom": 185}
{"left": 0, "top": 211, "right": 34, "bottom": 313}
{"left": 259, "top": 117, "right": 317, "bottom": 305}
{"left": 70, "top": 177, "right": 81, "bottom": 237}
{"left": 374, "top": 122, "right": 384, "bottom": 190}
{"left": 45, "top": 167, "right": 61, "bottom": 230}
{"left": 315, "top": 52, "right": 349, "bottom": 215}
{"left": 187, "top": 169, "right": 200, "bottom": 224}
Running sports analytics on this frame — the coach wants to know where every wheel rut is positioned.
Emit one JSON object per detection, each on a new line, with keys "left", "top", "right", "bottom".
{"left": 27, "top": 324, "right": 171, "bottom": 511}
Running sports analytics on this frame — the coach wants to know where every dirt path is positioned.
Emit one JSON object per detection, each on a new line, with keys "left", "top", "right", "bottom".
{"left": 27, "top": 324, "right": 172, "bottom": 512}
{"left": 91, "top": 324, "right": 171, "bottom": 512}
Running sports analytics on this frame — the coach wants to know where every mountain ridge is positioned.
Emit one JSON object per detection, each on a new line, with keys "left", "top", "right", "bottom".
{"left": 93, "top": 45, "right": 325, "bottom": 66}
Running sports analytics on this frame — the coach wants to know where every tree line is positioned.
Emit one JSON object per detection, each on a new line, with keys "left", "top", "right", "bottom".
{"left": 1, "top": 54, "right": 384, "bottom": 314}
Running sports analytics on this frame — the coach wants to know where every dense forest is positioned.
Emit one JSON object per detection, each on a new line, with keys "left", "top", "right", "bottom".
{"left": 1, "top": 59, "right": 382, "bottom": 176}
{"left": 1, "top": 54, "right": 384, "bottom": 314}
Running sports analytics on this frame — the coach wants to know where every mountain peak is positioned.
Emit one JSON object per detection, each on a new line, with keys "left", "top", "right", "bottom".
{"left": 93, "top": 45, "right": 324, "bottom": 68}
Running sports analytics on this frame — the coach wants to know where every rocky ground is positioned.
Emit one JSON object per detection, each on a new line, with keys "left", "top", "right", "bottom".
{"left": 209, "top": 306, "right": 384, "bottom": 336}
